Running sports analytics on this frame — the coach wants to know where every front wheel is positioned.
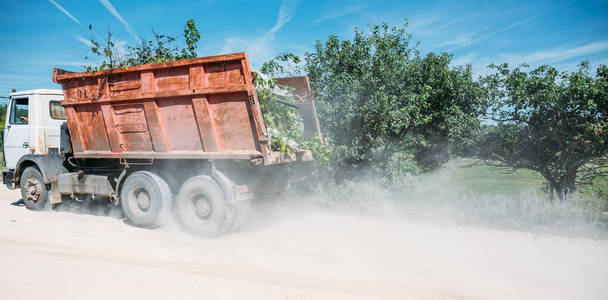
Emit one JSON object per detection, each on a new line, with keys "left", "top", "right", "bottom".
{"left": 20, "top": 166, "right": 50, "bottom": 210}
{"left": 120, "top": 171, "right": 172, "bottom": 228}
{"left": 175, "top": 176, "right": 236, "bottom": 237}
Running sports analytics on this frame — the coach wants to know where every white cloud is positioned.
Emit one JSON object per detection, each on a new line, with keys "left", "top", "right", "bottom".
{"left": 313, "top": 4, "right": 367, "bottom": 24}
{"left": 221, "top": 0, "right": 301, "bottom": 67}
{"left": 450, "top": 40, "right": 608, "bottom": 77}
{"left": 498, "top": 40, "right": 608, "bottom": 65}
{"left": 436, "top": 14, "right": 475, "bottom": 31}
{"left": 595, "top": 57, "right": 608, "bottom": 65}
{"left": 437, "top": 31, "right": 480, "bottom": 48}
{"left": 48, "top": 0, "right": 81, "bottom": 25}
{"left": 407, "top": 14, "right": 441, "bottom": 31}
{"left": 221, "top": 36, "right": 274, "bottom": 67}
{"left": 268, "top": 0, "right": 301, "bottom": 38}
{"left": 415, "top": 14, "right": 476, "bottom": 38}
{"left": 72, "top": 34, "right": 93, "bottom": 47}
{"left": 98, "top": 0, "right": 139, "bottom": 41}
{"left": 467, "top": 9, "right": 554, "bottom": 46}
{"left": 443, "top": 3, "right": 572, "bottom": 50}
{"left": 451, "top": 53, "right": 478, "bottom": 66}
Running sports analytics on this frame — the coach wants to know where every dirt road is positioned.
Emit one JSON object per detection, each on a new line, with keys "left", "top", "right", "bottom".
{"left": 1, "top": 184, "right": 607, "bottom": 299}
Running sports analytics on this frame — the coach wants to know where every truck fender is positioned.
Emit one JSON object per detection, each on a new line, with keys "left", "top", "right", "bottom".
{"left": 14, "top": 152, "right": 68, "bottom": 186}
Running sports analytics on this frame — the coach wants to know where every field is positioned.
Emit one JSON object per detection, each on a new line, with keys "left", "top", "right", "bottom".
{"left": 439, "top": 158, "right": 608, "bottom": 200}
{"left": 433, "top": 159, "right": 547, "bottom": 197}
{"left": 409, "top": 159, "right": 608, "bottom": 237}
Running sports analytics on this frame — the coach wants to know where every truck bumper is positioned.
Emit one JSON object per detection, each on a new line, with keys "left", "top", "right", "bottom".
{"left": 3, "top": 170, "right": 15, "bottom": 189}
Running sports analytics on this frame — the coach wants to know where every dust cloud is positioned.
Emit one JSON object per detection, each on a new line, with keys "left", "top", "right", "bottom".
{"left": 1, "top": 165, "right": 608, "bottom": 299}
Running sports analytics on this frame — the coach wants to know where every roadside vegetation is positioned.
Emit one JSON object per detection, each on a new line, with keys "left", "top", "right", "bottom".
{"left": 415, "top": 159, "right": 608, "bottom": 236}
{"left": 309, "top": 158, "right": 607, "bottom": 237}
{"left": 261, "top": 23, "right": 607, "bottom": 234}
{"left": 477, "top": 62, "right": 607, "bottom": 201}
{"left": 8, "top": 19, "right": 605, "bottom": 234}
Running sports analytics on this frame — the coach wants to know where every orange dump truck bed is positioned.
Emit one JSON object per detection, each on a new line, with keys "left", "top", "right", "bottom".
{"left": 52, "top": 53, "right": 304, "bottom": 165}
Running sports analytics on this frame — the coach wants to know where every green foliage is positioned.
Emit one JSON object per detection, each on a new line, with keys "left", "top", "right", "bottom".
{"left": 260, "top": 53, "right": 302, "bottom": 77}
{"left": 182, "top": 19, "right": 201, "bottom": 59}
{"left": 0, "top": 104, "right": 6, "bottom": 126}
{"left": 477, "top": 62, "right": 608, "bottom": 201}
{"left": 255, "top": 55, "right": 304, "bottom": 155}
{"left": 270, "top": 135, "right": 293, "bottom": 154}
{"left": 84, "top": 19, "right": 201, "bottom": 71}
{"left": 256, "top": 80, "right": 302, "bottom": 141}
{"left": 305, "top": 23, "right": 485, "bottom": 182}
{"left": 257, "top": 53, "right": 334, "bottom": 185}
{"left": 74, "top": 17, "right": 606, "bottom": 209}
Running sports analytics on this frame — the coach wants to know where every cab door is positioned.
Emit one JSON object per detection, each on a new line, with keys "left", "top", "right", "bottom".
{"left": 3, "top": 97, "right": 30, "bottom": 169}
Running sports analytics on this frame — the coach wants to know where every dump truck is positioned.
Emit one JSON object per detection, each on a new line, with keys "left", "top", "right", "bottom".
{"left": 2, "top": 52, "right": 318, "bottom": 236}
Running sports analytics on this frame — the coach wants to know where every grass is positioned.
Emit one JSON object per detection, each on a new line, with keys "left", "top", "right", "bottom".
{"left": 417, "top": 158, "right": 608, "bottom": 201}
{"left": 416, "top": 159, "right": 607, "bottom": 236}
{"left": 422, "top": 159, "right": 547, "bottom": 198}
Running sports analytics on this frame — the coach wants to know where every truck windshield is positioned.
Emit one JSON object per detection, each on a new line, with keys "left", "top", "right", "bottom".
{"left": 9, "top": 98, "right": 28, "bottom": 125}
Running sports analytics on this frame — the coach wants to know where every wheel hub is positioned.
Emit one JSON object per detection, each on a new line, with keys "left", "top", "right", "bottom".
{"left": 192, "top": 195, "right": 212, "bottom": 219}
{"left": 25, "top": 178, "right": 42, "bottom": 202}
{"left": 136, "top": 190, "right": 151, "bottom": 211}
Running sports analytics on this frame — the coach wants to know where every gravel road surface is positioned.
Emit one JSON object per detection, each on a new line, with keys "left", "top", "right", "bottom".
{"left": 1, "top": 184, "right": 607, "bottom": 299}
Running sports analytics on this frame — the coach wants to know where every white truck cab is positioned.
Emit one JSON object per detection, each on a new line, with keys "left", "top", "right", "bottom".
{"left": 3, "top": 89, "right": 66, "bottom": 170}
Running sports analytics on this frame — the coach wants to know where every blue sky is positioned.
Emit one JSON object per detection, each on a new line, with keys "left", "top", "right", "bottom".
{"left": 1, "top": 0, "right": 607, "bottom": 99}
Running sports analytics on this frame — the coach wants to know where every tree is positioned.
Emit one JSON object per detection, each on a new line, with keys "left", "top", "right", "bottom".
{"left": 305, "top": 23, "right": 485, "bottom": 182}
{"left": 478, "top": 62, "right": 608, "bottom": 201}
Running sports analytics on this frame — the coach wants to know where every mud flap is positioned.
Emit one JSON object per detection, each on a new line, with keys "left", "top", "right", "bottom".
{"left": 50, "top": 182, "right": 62, "bottom": 204}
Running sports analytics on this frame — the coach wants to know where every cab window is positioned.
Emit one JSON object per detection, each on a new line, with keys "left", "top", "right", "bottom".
{"left": 49, "top": 101, "right": 66, "bottom": 120}
{"left": 9, "top": 98, "right": 28, "bottom": 125}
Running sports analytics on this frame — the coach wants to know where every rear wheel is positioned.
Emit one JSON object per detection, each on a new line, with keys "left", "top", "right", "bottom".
{"left": 120, "top": 171, "right": 171, "bottom": 228}
{"left": 175, "top": 175, "right": 236, "bottom": 237}
{"left": 20, "top": 167, "right": 50, "bottom": 211}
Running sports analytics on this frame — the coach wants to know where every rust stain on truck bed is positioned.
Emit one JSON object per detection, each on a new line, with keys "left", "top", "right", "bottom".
{"left": 53, "top": 53, "right": 272, "bottom": 162}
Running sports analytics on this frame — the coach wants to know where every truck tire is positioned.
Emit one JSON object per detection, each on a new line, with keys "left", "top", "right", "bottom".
{"left": 120, "top": 171, "right": 171, "bottom": 228}
{"left": 20, "top": 166, "right": 50, "bottom": 211}
{"left": 175, "top": 175, "right": 236, "bottom": 237}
